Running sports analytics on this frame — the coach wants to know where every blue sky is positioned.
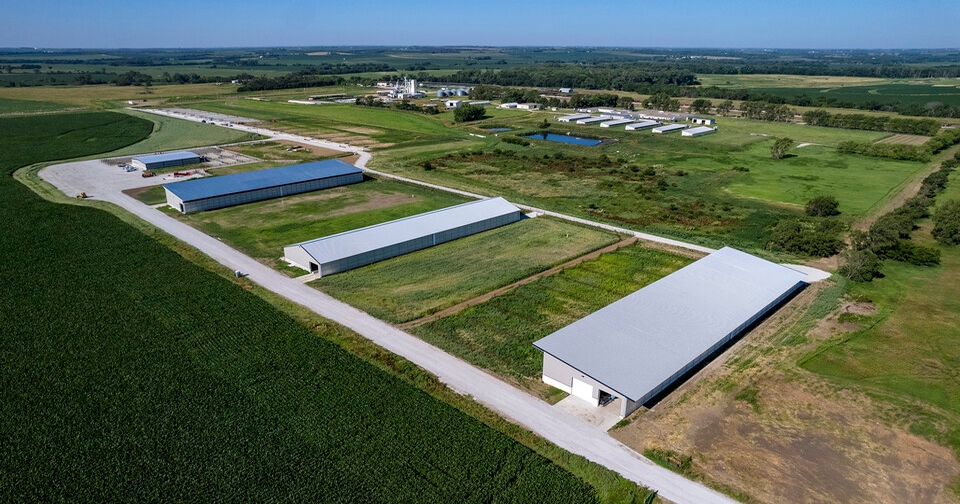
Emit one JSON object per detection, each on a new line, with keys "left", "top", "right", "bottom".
{"left": 1, "top": 0, "right": 957, "bottom": 48}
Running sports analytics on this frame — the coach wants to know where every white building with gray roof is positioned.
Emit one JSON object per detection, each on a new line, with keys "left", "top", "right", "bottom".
{"left": 533, "top": 247, "right": 806, "bottom": 418}
{"left": 283, "top": 197, "right": 524, "bottom": 277}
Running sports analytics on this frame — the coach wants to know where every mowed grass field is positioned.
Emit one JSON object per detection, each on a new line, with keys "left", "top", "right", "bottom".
{"left": 0, "top": 82, "right": 229, "bottom": 108}
{"left": 191, "top": 100, "right": 469, "bottom": 148}
{"left": 104, "top": 110, "right": 254, "bottom": 156}
{"left": 0, "top": 112, "right": 613, "bottom": 503}
{"left": 0, "top": 97, "right": 81, "bottom": 115}
{"left": 724, "top": 143, "right": 927, "bottom": 216}
{"left": 317, "top": 217, "right": 621, "bottom": 323}
{"left": 411, "top": 244, "right": 693, "bottom": 381}
{"left": 173, "top": 177, "right": 472, "bottom": 269}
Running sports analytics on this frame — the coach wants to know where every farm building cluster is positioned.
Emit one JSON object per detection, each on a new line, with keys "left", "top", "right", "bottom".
{"left": 558, "top": 111, "right": 717, "bottom": 136}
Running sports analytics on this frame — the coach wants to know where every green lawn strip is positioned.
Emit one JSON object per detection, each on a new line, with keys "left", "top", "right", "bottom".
{"left": 175, "top": 177, "right": 472, "bottom": 266}
{"left": 411, "top": 244, "right": 693, "bottom": 380}
{"left": 0, "top": 112, "right": 608, "bottom": 503}
{"left": 102, "top": 109, "right": 255, "bottom": 156}
{"left": 0, "top": 96, "right": 80, "bottom": 115}
{"left": 317, "top": 216, "right": 621, "bottom": 323}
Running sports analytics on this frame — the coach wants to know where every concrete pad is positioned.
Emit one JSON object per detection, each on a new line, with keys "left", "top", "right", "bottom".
{"left": 782, "top": 264, "right": 832, "bottom": 283}
{"left": 554, "top": 395, "right": 622, "bottom": 430}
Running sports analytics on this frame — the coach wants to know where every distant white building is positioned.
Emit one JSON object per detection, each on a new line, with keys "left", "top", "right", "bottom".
{"left": 468, "top": 101, "right": 491, "bottom": 106}
{"left": 559, "top": 87, "right": 573, "bottom": 93}
{"left": 682, "top": 126, "right": 718, "bottom": 137}
{"left": 517, "top": 103, "right": 541, "bottom": 110}
{"left": 444, "top": 100, "right": 463, "bottom": 109}
{"left": 651, "top": 124, "right": 688, "bottom": 134}
{"left": 498, "top": 102, "right": 518, "bottom": 109}
{"left": 691, "top": 117, "right": 716, "bottom": 125}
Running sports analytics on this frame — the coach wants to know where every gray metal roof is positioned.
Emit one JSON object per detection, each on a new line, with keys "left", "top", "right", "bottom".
{"left": 134, "top": 151, "right": 200, "bottom": 164}
{"left": 163, "top": 159, "right": 361, "bottom": 202}
{"left": 652, "top": 123, "right": 688, "bottom": 133}
{"left": 292, "top": 197, "right": 522, "bottom": 264}
{"left": 683, "top": 126, "right": 718, "bottom": 136}
{"left": 533, "top": 247, "right": 806, "bottom": 402}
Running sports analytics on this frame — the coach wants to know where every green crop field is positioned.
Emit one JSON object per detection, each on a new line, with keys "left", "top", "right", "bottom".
{"left": 317, "top": 217, "right": 621, "bottom": 323}
{"left": 0, "top": 112, "right": 612, "bottom": 503}
{"left": 411, "top": 244, "right": 693, "bottom": 380}
{"left": 749, "top": 83, "right": 960, "bottom": 107}
{"left": 174, "top": 177, "right": 472, "bottom": 269}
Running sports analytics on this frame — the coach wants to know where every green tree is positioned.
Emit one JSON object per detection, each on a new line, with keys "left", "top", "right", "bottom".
{"left": 689, "top": 98, "right": 712, "bottom": 115}
{"left": 805, "top": 196, "right": 841, "bottom": 217}
{"left": 838, "top": 249, "right": 882, "bottom": 282}
{"left": 537, "top": 118, "right": 551, "bottom": 130}
{"left": 933, "top": 199, "right": 960, "bottom": 245}
{"left": 716, "top": 100, "right": 734, "bottom": 116}
{"left": 453, "top": 104, "right": 486, "bottom": 123}
{"left": 771, "top": 137, "right": 794, "bottom": 159}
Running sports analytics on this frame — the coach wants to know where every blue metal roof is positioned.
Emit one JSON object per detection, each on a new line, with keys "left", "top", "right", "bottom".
{"left": 164, "top": 159, "right": 361, "bottom": 202}
{"left": 533, "top": 247, "right": 807, "bottom": 402}
{"left": 134, "top": 151, "right": 201, "bottom": 164}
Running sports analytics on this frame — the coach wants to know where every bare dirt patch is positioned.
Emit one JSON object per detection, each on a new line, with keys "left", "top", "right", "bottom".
{"left": 876, "top": 134, "right": 931, "bottom": 146}
{"left": 611, "top": 282, "right": 960, "bottom": 503}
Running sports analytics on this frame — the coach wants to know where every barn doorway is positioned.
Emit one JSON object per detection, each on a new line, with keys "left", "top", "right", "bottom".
{"left": 309, "top": 262, "right": 319, "bottom": 273}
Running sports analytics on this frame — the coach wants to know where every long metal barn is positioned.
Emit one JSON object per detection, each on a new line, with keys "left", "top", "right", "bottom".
{"left": 132, "top": 151, "right": 201, "bottom": 171}
{"left": 533, "top": 247, "right": 807, "bottom": 418}
{"left": 284, "top": 197, "right": 524, "bottom": 277}
{"left": 163, "top": 159, "right": 362, "bottom": 213}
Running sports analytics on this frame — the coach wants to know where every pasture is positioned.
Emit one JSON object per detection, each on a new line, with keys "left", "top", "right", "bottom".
{"left": 372, "top": 115, "right": 928, "bottom": 251}
{"left": 317, "top": 216, "right": 620, "bottom": 323}
{"left": 411, "top": 244, "right": 692, "bottom": 383}
{"left": 0, "top": 111, "right": 616, "bottom": 504}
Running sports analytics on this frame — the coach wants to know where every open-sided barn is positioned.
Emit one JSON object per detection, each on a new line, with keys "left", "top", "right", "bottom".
{"left": 284, "top": 197, "right": 524, "bottom": 277}
{"left": 533, "top": 247, "right": 807, "bottom": 418}
{"left": 163, "top": 159, "right": 362, "bottom": 214}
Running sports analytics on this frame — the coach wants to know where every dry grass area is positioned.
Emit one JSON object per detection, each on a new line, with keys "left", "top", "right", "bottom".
{"left": 611, "top": 282, "right": 960, "bottom": 503}
{"left": 876, "top": 134, "right": 931, "bottom": 146}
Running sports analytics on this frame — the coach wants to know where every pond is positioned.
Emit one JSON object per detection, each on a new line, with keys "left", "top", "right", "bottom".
{"left": 524, "top": 132, "right": 603, "bottom": 146}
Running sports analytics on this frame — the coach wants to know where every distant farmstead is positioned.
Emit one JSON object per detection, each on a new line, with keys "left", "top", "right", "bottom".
{"left": 163, "top": 159, "right": 362, "bottom": 214}
{"left": 132, "top": 151, "right": 201, "bottom": 171}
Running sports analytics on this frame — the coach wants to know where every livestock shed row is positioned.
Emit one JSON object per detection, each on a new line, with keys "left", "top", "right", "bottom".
{"left": 284, "top": 197, "right": 524, "bottom": 277}
{"left": 533, "top": 247, "right": 806, "bottom": 418}
{"left": 132, "top": 151, "right": 201, "bottom": 171}
{"left": 163, "top": 159, "right": 362, "bottom": 214}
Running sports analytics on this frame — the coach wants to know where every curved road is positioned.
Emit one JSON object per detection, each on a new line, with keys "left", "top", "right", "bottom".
{"left": 44, "top": 109, "right": 751, "bottom": 503}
